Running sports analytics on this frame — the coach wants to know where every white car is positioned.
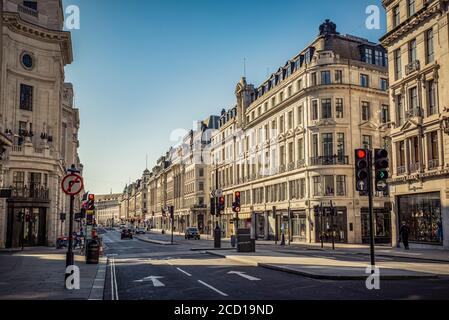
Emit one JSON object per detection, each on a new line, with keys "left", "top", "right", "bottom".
{"left": 136, "top": 227, "right": 146, "bottom": 234}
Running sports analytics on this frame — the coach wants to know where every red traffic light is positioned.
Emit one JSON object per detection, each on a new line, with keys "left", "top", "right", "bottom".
{"left": 357, "top": 149, "right": 367, "bottom": 159}
{"left": 88, "top": 194, "right": 95, "bottom": 201}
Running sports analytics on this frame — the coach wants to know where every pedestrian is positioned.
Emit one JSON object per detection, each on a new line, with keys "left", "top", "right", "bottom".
{"left": 399, "top": 221, "right": 410, "bottom": 250}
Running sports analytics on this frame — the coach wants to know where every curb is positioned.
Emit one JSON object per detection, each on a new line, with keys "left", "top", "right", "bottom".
{"left": 191, "top": 247, "right": 234, "bottom": 251}
{"left": 258, "top": 263, "right": 439, "bottom": 280}
{"left": 205, "top": 251, "right": 258, "bottom": 266}
{"left": 88, "top": 257, "right": 108, "bottom": 300}
{"left": 135, "top": 236, "right": 178, "bottom": 246}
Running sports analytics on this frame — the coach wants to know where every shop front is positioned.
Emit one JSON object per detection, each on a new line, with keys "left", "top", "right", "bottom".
{"left": 315, "top": 207, "right": 348, "bottom": 243}
{"left": 291, "top": 210, "right": 307, "bottom": 243}
{"left": 361, "top": 208, "right": 392, "bottom": 244}
{"left": 254, "top": 212, "right": 265, "bottom": 240}
{"left": 397, "top": 192, "right": 443, "bottom": 245}
{"left": 6, "top": 201, "right": 49, "bottom": 248}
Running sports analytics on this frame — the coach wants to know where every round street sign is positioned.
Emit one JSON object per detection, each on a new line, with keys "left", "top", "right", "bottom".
{"left": 61, "top": 173, "right": 84, "bottom": 196}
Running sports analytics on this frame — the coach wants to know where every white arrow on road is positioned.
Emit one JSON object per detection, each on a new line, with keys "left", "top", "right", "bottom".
{"left": 134, "top": 276, "right": 165, "bottom": 287}
{"left": 227, "top": 271, "right": 261, "bottom": 281}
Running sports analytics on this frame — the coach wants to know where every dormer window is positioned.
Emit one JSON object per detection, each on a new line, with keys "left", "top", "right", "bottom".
{"left": 23, "top": 1, "right": 37, "bottom": 10}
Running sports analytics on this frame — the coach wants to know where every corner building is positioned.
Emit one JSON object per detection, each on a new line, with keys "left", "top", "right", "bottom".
{"left": 381, "top": 0, "right": 449, "bottom": 248}
{"left": 211, "top": 21, "right": 391, "bottom": 244}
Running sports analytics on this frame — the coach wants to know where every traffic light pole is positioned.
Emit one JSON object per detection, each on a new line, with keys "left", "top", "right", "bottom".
{"left": 367, "top": 151, "right": 376, "bottom": 268}
{"left": 320, "top": 203, "right": 324, "bottom": 249}
{"left": 330, "top": 200, "right": 335, "bottom": 251}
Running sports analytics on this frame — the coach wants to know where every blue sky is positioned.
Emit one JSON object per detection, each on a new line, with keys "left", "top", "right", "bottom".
{"left": 62, "top": 0, "right": 386, "bottom": 195}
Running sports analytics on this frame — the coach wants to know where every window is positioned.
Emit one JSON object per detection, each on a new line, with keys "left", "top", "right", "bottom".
{"left": 335, "top": 70, "right": 342, "bottom": 83}
{"left": 427, "top": 80, "right": 437, "bottom": 115}
{"left": 312, "top": 100, "right": 318, "bottom": 120}
{"left": 336, "top": 98, "right": 344, "bottom": 118}
{"left": 280, "top": 145, "right": 286, "bottom": 167}
{"left": 313, "top": 176, "right": 321, "bottom": 196}
{"left": 279, "top": 116, "right": 285, "bottom": 133}
{"left": 426, "top": 29, "right": 434, "bottom": 64}
{"left": 375, "top": 50, "right": 385, "bottom": 66}
{"left": 322, "top": 133, "right": 334, "bottom": 158}
{"left": 288, "top": 111, "right": 293, "bottom": 129}
{"left": 312, "top": 134, "right": 319, "bottom": 158}
{"left": 13, "top": 171, "right": 25, "bottom": 190}
{"left": 408, "top": 39, "right": 417, "bottom": 63}
{"left": 311, "top": 73, "right": 317, "bottom": 86}
{"left": 396, "top": 94, "right": 404, "bottom": 125}
{"left": 336, "top": 176, "right": 346, "bottom": 196}
{"left": 23, "top": 1, "right": 37, "bottom": 10}
{"left": 360, "top": 74, "right": 369, "bottom": 88}
{"left": 398, "top": 141, "right": 406, "bottom": 171}
{"left": 297, "top": 106, "right": 303, "bottom": 125}
{"left": 321, "top": 99, "right": 332, "bottom": 119}
{"left": 381, "top": 105, "right": 390, "bottom": 124}
{"left": 380, "top": 78, "right": 389, "bottom": 91}
{"left": 429, "top": 131, "right": 439, "bottom": 162}
{"left": 271, "top": 97, "right": 276, "bottom": 107}
{"left": 288, "top": 142, "right": 294, "bottom": 164}
{"left": 393, "top": 5, "right": 400, "bottom": 28}
{"left": 199, "top": 182, "right": 204, "bottom": 191}
{"left": 279, "top": 91, "right": 284, "bottom": 102}
{"left": 362, "top": 102, "right": 370, "bottom": 121}
{"left": 298, "top": 138, "right": 304, "bottom": 161}
{"left": 321, "top": 71, "right": 331, "bottom": 85}
{"left": 19, "top": 84, "right": 33, "bottom": 111}
{"left": 287, "top": 86, "right": 292, "bottom": 97}
{"left": 299, "top": 179, "right": 306, "bottom": 199}
{"left": 362, "top": 135, "right": 372, "bottom": 150}
{"left": 409, "top": 87, "right": 418, "bottom": 110}
{"left": 364, "top": 48, "right": 373, "bottom": 64}
{"left": 323, "top": 176, "right": 334, "bottom": 196}
{"left": 407, "top": 0, "right": 415, "bottom": 17}
{"left": 337, "top": 133, "right": 345, "bottom": 160}
{"left": 394, "top": 49, "right": 402, "bottom": 80}
{"left": 298, "top": 79, "right": 303, "bottom": 90}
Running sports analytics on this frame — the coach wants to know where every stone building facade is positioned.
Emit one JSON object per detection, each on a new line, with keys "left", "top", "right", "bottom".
{"left": 210, "top": 21, "right": 391, "bottom": 244}
{"left": 0, "top": 0, "right": 82, "bottom": 248}
{"left": 96, "top": 193, "right": 121, "bottom": 227}
{"left": 381, "top": 0, "right": 449, "bottom": 248}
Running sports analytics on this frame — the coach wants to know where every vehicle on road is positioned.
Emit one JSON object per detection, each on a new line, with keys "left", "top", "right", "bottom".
{"left": 135, "top": 227, "right": 146, "bottom": 234}
{"left": 185, "top": 227, "right": 200, "bottom": 240}
{"left": 121, "top": 229, "right": 133, "bottom": 240}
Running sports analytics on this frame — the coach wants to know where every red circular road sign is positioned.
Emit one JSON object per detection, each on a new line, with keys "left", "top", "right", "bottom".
{"left": 61, "top": 173, "right": 84, "bottom": 196}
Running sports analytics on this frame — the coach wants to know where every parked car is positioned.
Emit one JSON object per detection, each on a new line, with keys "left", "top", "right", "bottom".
{"left": 121, "top": 229, "right": 133, "bottom": 240}
{"left": 185, "top": 227, "right": 200, "bottom": 240}
{"left": 136, "top": 227, "right": 146, "bottom": 235}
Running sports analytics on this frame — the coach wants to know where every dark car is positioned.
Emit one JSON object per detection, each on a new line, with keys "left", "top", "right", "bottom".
{"left": 121, "top": 229, "right": 133, "bottom": 240}
{"left": 185, "top": 227, "right": 200, "bottom": 240}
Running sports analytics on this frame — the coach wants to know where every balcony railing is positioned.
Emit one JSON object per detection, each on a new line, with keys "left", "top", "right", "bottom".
{"left": 409, "top": 162, "right": 420, "bottom": 173}
{"left": 297, "top": 159, "right": 306, "bottom": 169}
{"left": 405, "top": 60, "right": 420, "bottom": 75}
{"left": 397, "top": 166, "right": 406, "bottom": 175}
{"left": 11, "top": 185, "right": 49, "bottom": 200}
{"left": 287, "top": 162, "right": 296, "bottom": 171}
{"left": 310, "top": 155, "right": 349, "bottom": 166}
{"left": 428, "top": 159, "right": 439, "bottom": 170}
{"left": 406, "top": 107, "right": 423, "bottom": 119}
{"left": 18, "top": 4, "right": 39, "bottom": 18}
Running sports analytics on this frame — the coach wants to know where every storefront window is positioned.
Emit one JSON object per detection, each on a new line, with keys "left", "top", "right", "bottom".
{"left": 291, "top": 212, "right": 306, "bottom": 241}
{"left": 398, "top": 192, "right": 442, "bottom": 244}
{"left": 361, "top": 209, "right": 392, "bottom": 244}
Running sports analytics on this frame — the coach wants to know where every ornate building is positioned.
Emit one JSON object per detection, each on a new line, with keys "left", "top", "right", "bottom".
{"left": 210, "top": 20, "right": 391, "bottom": 243}
{"left": 96, "top": 193, "right": 121, "bottom": 227}
{"left": 381, "top": 0, "right": 449, "bottom": 248}
{"left": 0, "top": 0, "right": 82, "bottom": 248}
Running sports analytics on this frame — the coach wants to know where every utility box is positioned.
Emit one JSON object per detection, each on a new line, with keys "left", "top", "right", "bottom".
{"left": 237, "top": 228, "right": 255, "bottom": 253}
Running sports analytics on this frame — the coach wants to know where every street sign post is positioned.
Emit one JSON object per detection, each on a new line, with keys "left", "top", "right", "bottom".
{"left": 61, "top": 167, "right": 83, "bottom": 288}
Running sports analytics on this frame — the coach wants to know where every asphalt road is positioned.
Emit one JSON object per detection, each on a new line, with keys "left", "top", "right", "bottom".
{"left": 102, "top": 230, "right": 449, "bottom": 300}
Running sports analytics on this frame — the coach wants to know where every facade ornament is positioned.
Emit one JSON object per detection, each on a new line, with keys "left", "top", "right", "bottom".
{"left": 319, "top": 19, "right": 338, "bottom": 36}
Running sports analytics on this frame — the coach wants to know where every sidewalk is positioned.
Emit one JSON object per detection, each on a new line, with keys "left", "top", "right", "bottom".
{"left": 0, "top": 247, "right": 106, "bottom": 300}
{"left": 206, "top": 248, "right": 447, "bottom": 280}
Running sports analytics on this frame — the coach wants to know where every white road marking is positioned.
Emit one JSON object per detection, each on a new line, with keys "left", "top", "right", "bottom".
{"left": 134, "top": 276, "right": 165, "bottom": 287}
{"left": 110, "top": 257, "right": 119, "bottom": 300}
{"left": 198, "top": 280, "right": 228, "bottom": 297}
{"left": 176, "top": 267, "right": 192, "bottom": 277}
{"left": 227, "top": 271, "right": 261, "bottom": 281}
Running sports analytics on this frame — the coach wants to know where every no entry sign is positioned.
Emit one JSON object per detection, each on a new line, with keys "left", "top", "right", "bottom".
{"left": 61, "top": 173, "right": 84, "bottom": 196}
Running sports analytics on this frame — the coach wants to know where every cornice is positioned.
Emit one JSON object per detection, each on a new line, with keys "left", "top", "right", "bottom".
{"left": 380, "top": 1, "right": 442, "bottom": 47}
{"left": 2, "top": 12, "right": 73, "bottom": 65}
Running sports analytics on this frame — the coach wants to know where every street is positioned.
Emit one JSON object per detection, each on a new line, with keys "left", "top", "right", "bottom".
{"left": 102, "top": 230, "right": 449, "bottom": 300}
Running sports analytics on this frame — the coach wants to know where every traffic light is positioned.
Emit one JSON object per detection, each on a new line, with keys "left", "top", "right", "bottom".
{"left": 374, "top": 149, "right": 389, "bottom": 192}
{"left": 169, "top": 206, "right": 174, "bottom": 220}
{"left": 217, "top": 196, "right": 225, "bottom": 214}
{"left": 87, "top": 194, "right": 95, "bottom": 210}
{"left": 355, "top": 149, "right": 369, "bottom": 193}
{"left": 232, "top": 191, "right": 241, "bottom": 213}
{"left": 210, "top": 197, "right": 216, "bottom": 216}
